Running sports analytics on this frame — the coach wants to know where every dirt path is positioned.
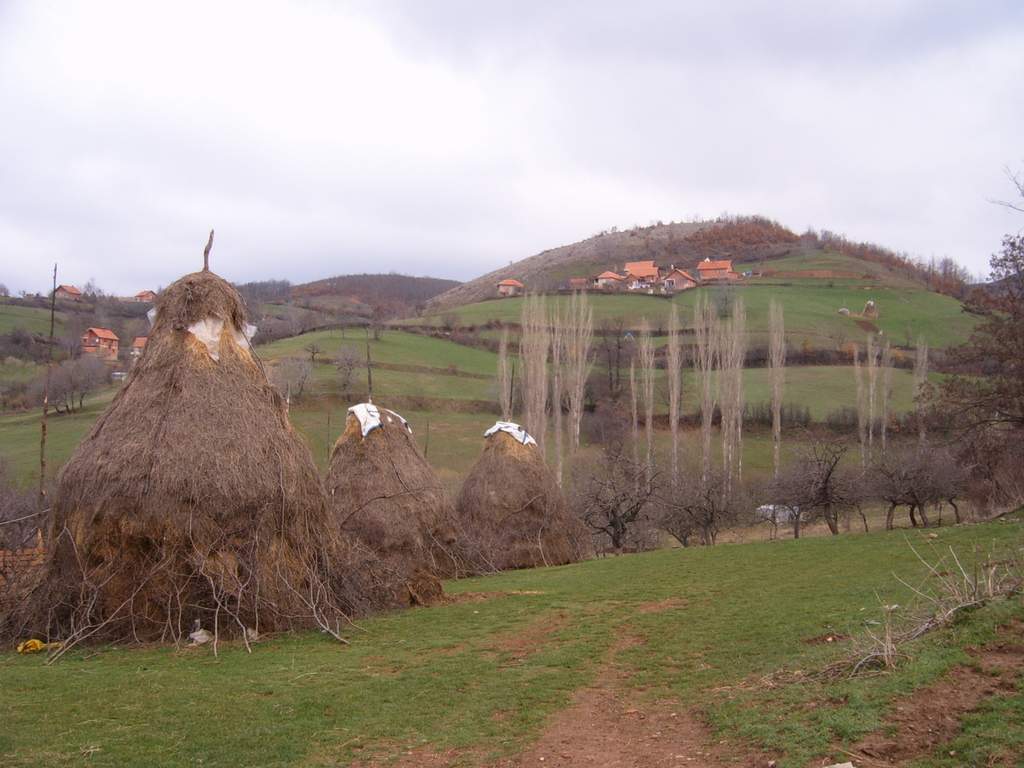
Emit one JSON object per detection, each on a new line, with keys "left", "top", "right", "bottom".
{"left": 840, "top": 620, "right": 1024, "bottom": 767}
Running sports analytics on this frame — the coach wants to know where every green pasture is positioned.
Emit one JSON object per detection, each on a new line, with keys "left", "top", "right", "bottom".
{"left": 2, "top": 520, "right": 1021, "bottom": 767}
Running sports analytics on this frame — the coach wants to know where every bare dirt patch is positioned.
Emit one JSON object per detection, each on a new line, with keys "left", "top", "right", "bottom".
{"left": 445, "top": 590, "right": 546, "bottom": 604}
{"left": 485, "top": 612, "right": 569, "bottom": 666}
{"left": 636, "top": 597, "right": 688, "bottom": 614}
{"left": 801, "top": 632, "right": 848, "bottom": 646}
{"left": 846, "top": 620, "right": 1024, "bottom": 766}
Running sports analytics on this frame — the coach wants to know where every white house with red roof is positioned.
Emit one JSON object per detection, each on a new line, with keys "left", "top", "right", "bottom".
{"left": 496, "top": 278, "right": 524, "bottom": 297}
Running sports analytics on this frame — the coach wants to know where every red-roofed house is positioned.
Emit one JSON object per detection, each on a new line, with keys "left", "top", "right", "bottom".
{"left": 497, "top": 278, "right": 524, "bottom": 297}
{"left": 82, "top": 327, "right": 119, "bottom": 361}
{"left": 662, "top": 267, "right": 698, "bottom": 293}
{"left": 696, "top": 258, "right": 739, "bottom": 282}
{"left": 567, "top": 277, "right": 591, "bottom": 291}
{"left": 55, "top": 284, "right": 82, "bottom": 302}
{"left": 133, "top": 290, "right": 157, "bottom": 303}
{"left": 623, "top": 260, "right": 662, "bottom": 290}
{"left": 595, "top": 271, "right": 627, "bottom": 289}
{"left": 130, "top": 336, "right": 148, "bottom": 359}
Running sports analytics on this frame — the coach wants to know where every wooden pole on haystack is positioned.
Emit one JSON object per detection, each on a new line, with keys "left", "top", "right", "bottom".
{"left": 366, "top": 339, "right": 374, "bottom": 403}
{"left": 203, "top": 229, "right": 215, "bottom": 271}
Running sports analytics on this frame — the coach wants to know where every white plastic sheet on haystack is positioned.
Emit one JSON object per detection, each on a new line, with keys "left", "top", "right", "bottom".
{"left": 186, "top": 318, "right": 257, "bottom": 362}
{"left": 484, "top": 421, "right": 537, "bottom": 446}
{"left": 348, "top": 403, "right": 411, "bottom": 438}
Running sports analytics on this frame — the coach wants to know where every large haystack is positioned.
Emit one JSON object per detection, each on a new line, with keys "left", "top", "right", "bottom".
{"left": 456, "top": 422, "right": 586, "bottom": 571}
{"left": 5, "top": 269, "right": 361, "bottom": 646}
{"left": 326, "top": 404, "right": 459, "bottom": 605}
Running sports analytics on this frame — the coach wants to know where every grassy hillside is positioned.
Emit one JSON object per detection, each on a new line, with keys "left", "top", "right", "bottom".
{"left": 0, "top": 328, "right": 937, "bottom": 489}
{"left": 416, "top": 280, "right": 976, "bottom": 350}
{"left": 3, "top": 520, "right": 1021, "bottom": 767}
{"left": 0, "top": 302, "right": 65, "bottom": 336}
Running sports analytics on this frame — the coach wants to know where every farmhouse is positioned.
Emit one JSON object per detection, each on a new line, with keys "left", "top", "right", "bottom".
{"left": 133, "top": 289, "right": 157, "bottom": 303}
{"left": 496, "top": 278, "right": 524, "bottom": 297}
{"left": 81, "top": 327, "right": 119, "bottom": 361}
{"left": 130, "top": 336, "right": 148, "bottom": 358}
{"left": 623, "top": 260, "right": 661, "bottom": 287}
{"left": 55, "top": 284, "right": 82, "bottom": 302}
{"left": 696, "top": 257, "right": 739, "bottom": 282}
{"left": 662, "top": 267, "right": 698, "bottom": 292}
{"left": 595, "top": 270, "right": 627, "bottom": 289}
{"left": 566, "top": 277, "right": 590, "bottom": 291}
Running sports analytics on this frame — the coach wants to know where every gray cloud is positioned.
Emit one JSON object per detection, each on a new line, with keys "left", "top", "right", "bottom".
{"left": 1, "top": 0, "right": 1021, "bottom": 295}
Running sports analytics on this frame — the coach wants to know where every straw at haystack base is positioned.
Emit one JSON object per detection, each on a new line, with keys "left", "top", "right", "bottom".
{"left": 327, "top": 406, "right": 460, "bottom": 606}
{"left": 456, "top": 426, "right": 588, "bottom": 571}
{"left": 2, "top": 269, "right": 372, "bottom": 649}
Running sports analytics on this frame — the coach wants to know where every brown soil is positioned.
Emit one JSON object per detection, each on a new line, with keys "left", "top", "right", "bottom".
{"left": 853, "top": 318, "right": 880, "bottom": 333}
{"left": 636, "top": 597, "right": 688, "bottom": 614}
{"left": 801, "top": 632, "right": 848, "bottom": 645}
{"left": 485, "top": 612, "right": 569, "bottom": 666}
{"left": 846, "top": 620, "right": 1024, "bottom": 767}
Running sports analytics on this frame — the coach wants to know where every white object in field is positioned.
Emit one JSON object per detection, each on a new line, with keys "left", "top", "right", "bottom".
{"left": 188, "top": 622, "right": 211, "bottom": 647}
{"left": 348, "top": 403, "right": 411, "bottom": 438}
{"left": 147, "top": 307, "right": 157, "bottom": 327}
{"left": 484, "top": 421, "right": 537, "bottom": 447}
{"left": 186, "top": 318, "right": 256, "bottom": 361}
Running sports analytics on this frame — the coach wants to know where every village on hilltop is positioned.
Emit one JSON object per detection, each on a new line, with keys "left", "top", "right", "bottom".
{"left": 496, "top": 257, "right": 741, "bottom": 297}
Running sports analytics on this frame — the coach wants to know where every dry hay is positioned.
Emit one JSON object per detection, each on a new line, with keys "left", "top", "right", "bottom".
{"left": 456, "top": 428, "right": 587, "bottom": 572}
{"left": 2, "top": 269, "right": 369, "bottom": 648}
{"left": 326, "top": 407, "right": 460, "bottom": 606}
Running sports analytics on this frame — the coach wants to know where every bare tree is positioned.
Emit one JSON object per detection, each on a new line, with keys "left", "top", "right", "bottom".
{"left": 497, "top": 327, "right": 514, "bottom": 420}
{"left": 879, "top": 341, "right": 894, "bottom": 453}
{"left": 629, "top": 358, "right": 639, "bottom": 469}
{"left": 564, "top": 292, "right": 594, "bottom": 452}
{"left": 519, "top": 294, "right": 549, "bottom": 452}
{"left": 854, "top": 344, "right": 868, "bottom": 468}
{"left": 777, "top": 436, "right": 856, "bottom": 536}
{"left": 270, "top": 358, "right": 313, "bottom": 404}
{"left": 551, "top": 304, "right": 565, "bottom": 485}
{"left": 872, "top": 447, "right": 967, "bottom": 529}
{"left": 914, "top": 337, "right": 929, "bottom": 445}
{"left": 866, "top": 334, "right": 878, "bottom": 455}
{"left": 769, "top": 299, "right": 786, "bottom": 478}
{"left": 638, "top": 320, "right": 656, "bottom": 486}
{"left": 659, "top": 471, "right": 745, "bottom": 546}
{"left": 336, "top": 345, "right": 360, "bottom": 398}
{"left": 693, "top": 295, "right": 719, "bottom": 485}
{"left": 573, "top": 445, "right": 657, "bottom": 551}
{"left": 304, "top": 342, "right": 323, "bottom": 365}
{"left": 666, "top": 304, "right": 683, "bottom": 485}
{"left": 718, "top": 298, "right": 746, "bottom": 496}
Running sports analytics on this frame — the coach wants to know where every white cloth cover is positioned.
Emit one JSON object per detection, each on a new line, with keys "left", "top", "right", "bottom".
{"left": 186, "top": 318, "right": 257, "bottom": 362}
{"left": 484, "top": 421, "right": 537, "bottom": 446}
{"left": 147, "top": 307, "right": 157, "bottom": 327}
{"left": 348, "top": 403, "right": 411, "bottom": 438}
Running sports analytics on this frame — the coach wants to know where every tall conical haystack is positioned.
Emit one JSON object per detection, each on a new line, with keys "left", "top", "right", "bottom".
{"left": 326, "top": 404, "right": 459, "bottom": 605}
{"left": 456, "top": 423, "right": 587, "bottom": 571}
{"left": 4, "top": 269, "right": 363, "bottom": 646}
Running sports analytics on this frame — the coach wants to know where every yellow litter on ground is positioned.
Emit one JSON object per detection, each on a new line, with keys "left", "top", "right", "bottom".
{"left": 16, "top": 639, "right": 62, "bottom": 654}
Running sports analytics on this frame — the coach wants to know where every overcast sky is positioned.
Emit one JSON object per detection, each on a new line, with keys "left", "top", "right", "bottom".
{"left": 1, "top": 1, "right": 1022, "bottom": 295}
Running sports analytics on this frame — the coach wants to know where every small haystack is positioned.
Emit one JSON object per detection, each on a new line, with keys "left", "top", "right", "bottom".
{"left": 456, "top": 422, "right": 586, "bottom": 571}
{"left": 326, "top": 404, "right": 459, "bottom": 605}
{"left": 5, "top": 268, "right": 360, "bottom": 647}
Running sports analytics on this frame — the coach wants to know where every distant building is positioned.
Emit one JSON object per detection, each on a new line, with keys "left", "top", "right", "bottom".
{"left": 133, "top": 290, "right": 157, "bottom": 303}
{"left": 55, "top": 285, "right": 82, "bottom": 302}
{"left": 595, "top": 271, "right": 627, "bottom": 289}
{"left": 497, "top": 278, "right": 524, "bottom": 297}
{"left": 662, "top": 267, "right": 698, "bottom": 292}
{"left": 130, "top": 336, "right": 148, "bottom": 359}
{"left": 696, "top": 258, "right": 739, "bottom": 282}
{"left": 567, "top": 277, "right": 591, "bottom": 291}
{"left": 623, "top": 260, "right": 660, "bottom": 282}
{"left": 82, "top": 327, "right": 119, "bottom": 361}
